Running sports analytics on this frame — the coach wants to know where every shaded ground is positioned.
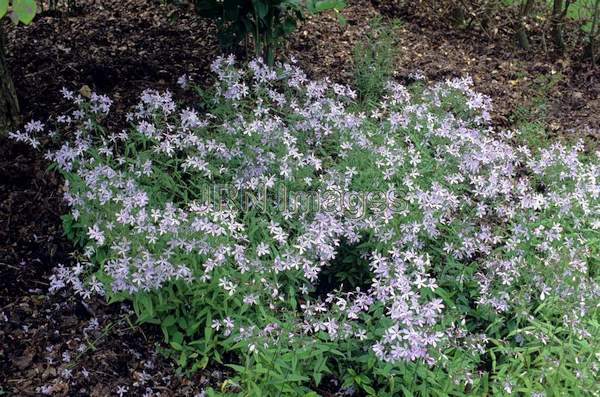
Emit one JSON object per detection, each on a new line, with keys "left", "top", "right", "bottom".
{"left": 1, "top": 0, "right": 598, "bottom": 395}
{"left": 1, "top": 2, "right": 223, "bottom": 395}
{"left": 381, "top": 6, "right": 600, "bottom": 145}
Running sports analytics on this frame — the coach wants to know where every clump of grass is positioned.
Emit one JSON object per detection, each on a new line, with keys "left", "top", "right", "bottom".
{"left": 353, "top": 18, "right": 400, "bottom": 105}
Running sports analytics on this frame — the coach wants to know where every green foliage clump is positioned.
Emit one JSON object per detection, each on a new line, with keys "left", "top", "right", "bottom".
{"left": 195, "top": 0, "right": 346, "bottom": 64}
{"left": 352, "top": 18, "right": 399, "bottom": 105}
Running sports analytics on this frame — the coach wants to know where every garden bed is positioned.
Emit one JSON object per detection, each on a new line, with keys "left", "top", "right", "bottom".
{"left": 1, "top": 0, "right": 598, "bottom": 395}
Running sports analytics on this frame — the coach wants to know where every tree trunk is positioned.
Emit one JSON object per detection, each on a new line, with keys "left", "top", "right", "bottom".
{"left": 551, "top": 0, "right": 566, "bottom": 53}
{"left": 0, "top": 24, "right": 20, "bottom": 135}
{"left": 516, "top": 0, "right": 535, "bottom": 50}
{"left": 588, "top": 0, "right": 600, "bottom": 67}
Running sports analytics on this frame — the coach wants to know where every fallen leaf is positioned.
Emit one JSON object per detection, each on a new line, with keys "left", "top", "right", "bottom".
{"left": 79, "top": 85, "right": 92, "bottom": 98}
{"left": 14, "top": 347, "right": 35, "bottom": 370}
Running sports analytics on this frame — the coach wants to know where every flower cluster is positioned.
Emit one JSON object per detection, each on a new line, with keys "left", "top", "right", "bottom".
{"left": 13, "top": 56, "right": 600, "bottom": 395}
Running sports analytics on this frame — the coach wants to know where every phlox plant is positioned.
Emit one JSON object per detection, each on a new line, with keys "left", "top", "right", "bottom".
{"left": 10, "top": 55, "right": 600, "bottom": 396}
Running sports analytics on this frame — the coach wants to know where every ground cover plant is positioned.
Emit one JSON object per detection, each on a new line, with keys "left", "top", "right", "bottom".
{"left": 9, "top": 55, "right": 600, "bottom": 396}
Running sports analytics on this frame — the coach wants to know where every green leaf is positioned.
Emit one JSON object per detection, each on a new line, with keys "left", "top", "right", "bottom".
{"left": 162, "top": 315, "right": 177, "bottom": 328}
{"left": 225, "top": 363, "right": 247, "bottom": 373}
{"left": 197, "top": 354, "right": 209, "bottom": 369}
{"left": 363, "top": 384, "right": 377, "bottom": 395}
{"left": 172, "top": 331, "right": 184, "bottom": 345}
{"left": 136, "top": 294, "right": 155, "bottom": 323}
{"left": 179, "top": 351, "right": 189, "bottom": 367}
{"left": 12, "top": 0, "right": 36, "bottom": 24}
{"left": 170, "top": 341, "right": 183, "bottom": 351}
{"left": 400, "top": 386, "right": 415, "bottom": 397}
{"left": 0, "top": 0, "right": 8, "bottom": 19}
{"left": 313, "top": 0, "right": 345, "bottom": 12}
{"left": 252, "top": 0, "right": 268, "bottom": 19}
{"left": 278, "top": 374, "right": 309, "bottom": 382}
{"left": 281, "top": 17, "right": 297, "bottom": 35}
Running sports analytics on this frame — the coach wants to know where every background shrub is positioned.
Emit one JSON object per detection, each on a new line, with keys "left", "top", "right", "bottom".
{"left": 194, "top": 0, "right": 346, "bottom": 64}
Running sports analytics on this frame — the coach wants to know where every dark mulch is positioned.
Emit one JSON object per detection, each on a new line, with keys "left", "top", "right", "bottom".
{"left": 1, "top": 0, "right": 598, "bottom": 395}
